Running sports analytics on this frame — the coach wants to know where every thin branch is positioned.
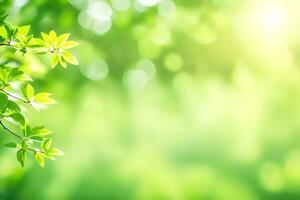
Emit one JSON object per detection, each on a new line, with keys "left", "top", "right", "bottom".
{"left": 0, "top": 42, "right": 21, "bottom": 51}
{"left": 0, "top": 120, "right": 22, "bottom": 140}
{"left": 0, "top": 120, "right": 44, "bottom": 154}
{"left": 0, "top": 89, "right": 30, "bottom": 103}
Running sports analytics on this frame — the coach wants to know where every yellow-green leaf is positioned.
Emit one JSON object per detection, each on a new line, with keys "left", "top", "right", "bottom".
{"left": 34, "top": 152, "right": 45, "bottom": 167}
{"left": 61, "top": 41, "right": 79, "bottom": 49}
{"left": 59, "top": 57, "right": 67, "bottom": 68}
{"left": 26, "top": 83, "right": 34, "bottom": 99}
{"left": 51, "top": 54, "right": 59, "bottom": 68}
{"left": 61, "top": 51, "right": 79, "bottom": 65}
{"left": 41, "top": 32, "right": 48, "bottom": 42}
{"left": 47, "top": 147, "right": 64, "bottom": 156}
{"left": 17, "top": 149, "right": 26, "bottom": 167}
{"left": 57, "top": 33, "right": 70, "bottom": 46}
{"left": 31, "top": 127, "right": 52, "bottom": 136}
{"left": 28, "top": 38, "right": 45, "bottom": 47}
{"left": 48, "top": 30, "right": 57, "bottom": 43}
{"left": 42, "top": 138, "right": 52, "bottom": 151}
{"left": 18, "top": 25, "right": 30, "bottom": 36}
{"left": 33, "top": 93, "right": 56, "bottom": 104}
{"left": 9, "top": 113, "right": 25, "bottom": 125}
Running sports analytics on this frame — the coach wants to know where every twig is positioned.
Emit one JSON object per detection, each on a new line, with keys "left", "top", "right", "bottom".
{"left": 0, "top": 89, "right": 30, "bottom": 103}
{"left": 0, "top": 120, "right": 44, "bottom": 154}
{"left": 0, "top": 120, "right": 22, "bottom": 140}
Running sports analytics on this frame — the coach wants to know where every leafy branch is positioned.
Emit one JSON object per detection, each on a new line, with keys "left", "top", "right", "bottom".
{"left": 0, "top": 12, "right": 78, "bottom": 167}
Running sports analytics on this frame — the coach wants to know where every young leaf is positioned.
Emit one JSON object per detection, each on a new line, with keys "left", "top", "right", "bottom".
{"left": 26, "top": 83, "right": 34, "bottom": 100}
{"left": 17, "top": 149, "right": 26, "bottom": 167}
{"left": 57, "top": 33, "right": 70, "bottom": 46}
{"left": 4, "top": 142, "right": 17, "bottom": 148}
{"left": 47, "top": 147, "right": 64, "bottom": 156}
{"left": 7, "top": 100, "right": 21, "bottom": 113}
{"left": 34, "top": 152, "right": 45, "bottom": 167}
{"left": 51, "top": 54, "right": 59, "bottom": 68}
{"left": 41, "top": 32, "right": 49, "bottom": 43}
{"left": 31, "top": 126, "right": 52, "bottom": 136}
{"left": 61, "top": 41, "right": 79, "bottom": 49}
{"left": 21, "top": 123, "right": 30, "bottom": 137}
{"left": 42, "top": 138, "right": 52, "bottom": 151}
{"left": 9, "top": 113, "right": 25, "bottom": 125}
{"left": 17, "top": 25, "right": 30, "bottom": 36}
{"left": 33, "top": 93, "right": 56, "bottom": 104}
{"left": 59, "top": 57, "right": 67, "bottom": 68}
{"left": 48, "top": 31, "right": 57, "bottom": 44}
{"left": 61, "top": 51, "right": 79, "bottom": 65}
{"left": 0, "top": 92, "right": 8, "bottom": 113}
{"left": 30, "top": 135, "right": 44, "bottom": 142}
{"left": 8, "top": 68, "right": 24, "bottom": 81}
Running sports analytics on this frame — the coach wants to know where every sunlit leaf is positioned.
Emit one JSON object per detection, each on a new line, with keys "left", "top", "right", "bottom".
{"left": 26, "top": 83, "right": 34, "bottom": 100}
{"left": 41, "top": 138, "right": 52, "bottom": 151}
{"left": 51, "top": 54, "right": 59, "bottom": 68}
{"left": 17, "top": 25, "right": 30, "bottom": 36}
{"left": 59, "top": 57, "right": 67, "bottom": 68}
{"left": 31, "top": 126, "right": 52, "bottom": 136}
{"left": 34, "top": 152, "right": 45, "bottom": 167}
{"left": 61, "top": 51, "right": 79, "bottom": 65}
{"left": 0, "top": 92, "right": 8, "bottom": 113}
{"left": 17, "top": 149, "right": 26, "bottom": 167}
{"left": 57, "top": 33, "right": 70, "bottom": 46}
{"left": 33, "top": 93, "right": 56, "bottom": 104}
{"left": 48, "top": 30, "right": 57, "bottom": 44}
{"left": 61, "top": 41, "right": 79, "bottom": 49}
{"left": 7, "top": 100, "right": 21, "bottom": 113}
{"left": 47, "top": 147, "right": 64, "bottom": 156}
{"left": 9, "top": 113, "right": 25, "bottom": 125}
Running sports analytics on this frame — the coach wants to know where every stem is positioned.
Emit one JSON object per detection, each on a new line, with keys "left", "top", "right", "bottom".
{"left": 0, "top": 120, "right": 22, "bottom": 140}
{"left": 0, "top": 89, "right": 30, "bottom": 103}
{"left": 0, "top": 121, "right": 44, "bottom": 154}
{"left": 0, "top": 42, "right": 21, "bottom": 51}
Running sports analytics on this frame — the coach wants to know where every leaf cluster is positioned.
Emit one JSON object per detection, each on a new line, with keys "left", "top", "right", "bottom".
{"left": 0, "top": 14, "right": 78, "bottom": 167}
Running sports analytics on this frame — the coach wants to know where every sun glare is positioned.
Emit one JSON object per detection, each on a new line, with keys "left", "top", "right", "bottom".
{"left": 252, "top": 3, "right": 289, "bottom": 37}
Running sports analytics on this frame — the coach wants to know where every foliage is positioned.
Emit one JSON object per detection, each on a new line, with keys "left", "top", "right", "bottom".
{"left": 0, "top": 12, "right": 78, "bottom": 167}
{"left": 2, "top": 0, "right": 300, "bottom": 199}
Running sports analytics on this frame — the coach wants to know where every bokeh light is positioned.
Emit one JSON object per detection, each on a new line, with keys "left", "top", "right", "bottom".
{"left": 2, "top": 0, "right": 300, "bottom": 199}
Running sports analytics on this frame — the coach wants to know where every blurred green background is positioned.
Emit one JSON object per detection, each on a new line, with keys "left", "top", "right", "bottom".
{"left": 1, "top": 0, "right": 300, "bottom": 199}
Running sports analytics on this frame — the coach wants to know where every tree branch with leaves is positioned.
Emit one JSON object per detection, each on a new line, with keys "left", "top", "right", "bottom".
{"left": 0, "top": 12, "right": 79, "bottom": 167}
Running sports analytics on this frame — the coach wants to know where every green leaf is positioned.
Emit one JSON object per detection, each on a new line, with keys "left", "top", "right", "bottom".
{"left": 9, "top": 113, "right": 25, "bottom": 125}
{"left": 8, "top": 68, "right": 23, "bottom": 81}
{"left": 61, "top": 51, "right": 79, "bottom": 65}
{"left": 48, "top": 31, "right": 57, "bottom": 44}
{"left": 17, "top": 25, "right": 30, "bottom": 36}
{"left": 34, "top": 152, "right": 45, "bottom": 167}
{"left": 41, "top": 32, "right": 49, "bottom": 43}
{"left": 0, "top": 92, "right": 8, "bottom": 113}
{"left": 51, "top": 54, "right": 59, "bottom": 68}
{"left": 61, "top": 41, "right": 79, "bottom": 49}
{"left": 31, "top": 126, "right": 52, "bottom": 136}
{"left": 30, "top": 135, "right": 44, "bottom": 142}
{"left": 28, "top": 38, "right": 45, "bottom": 47}
{"left": 17, "top": 149, "right": 26, "bottom": 167}
{"left": 59, "top": 57, "right": 67, "bottom": 68}
{"left": 47, "top": 147, "right": 64, "bottom": 156}
{"left": 33, "top": 93, "right": 56, "bottom": 104}
{"left": 0, "top": 14, "right": 7, "bottom": 25}
{"left": 4, "top": 142, "right": 17, "bottom": 148}
{"left": 42, "top": 138, "right": 52, "bottom": 151}
{"left": 21, "top": 123, "right": 30, "bottom": 137}
{"left": 57, "top": 33, "right": 70, "bottom": 46}
{"left": 7, "top": 100, "right": 21, "bottom": 113}
{"left": 26, "top": 83, "right": 34, "bottom": 100}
